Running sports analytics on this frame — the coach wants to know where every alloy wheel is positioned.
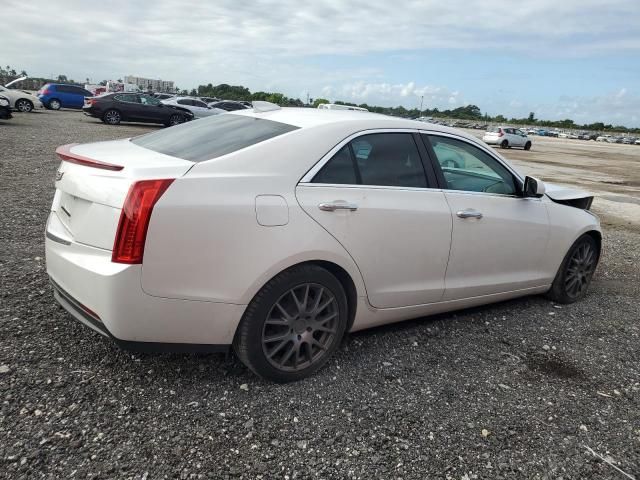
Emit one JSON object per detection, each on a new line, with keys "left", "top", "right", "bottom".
{"left": 261, "top": 283, "right": 339, "bottom": 372}
{"left": 169, "top": 114, "right": 183, "bottom": 126}
{"left": 104, "top": 110, "right": 120, "bottom": 124}
{"left": 564, "top": 241, "right": 597, "bottom": 299}
{"left": 16, "top": 100, "right": 33, "bottom": 112}
{"left": 49, "top": 100, "right": 61, "bottom": 110}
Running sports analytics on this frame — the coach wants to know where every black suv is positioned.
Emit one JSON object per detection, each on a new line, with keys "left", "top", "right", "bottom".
{"left": 83, "top": 93, "right": 194, "bottom": 127}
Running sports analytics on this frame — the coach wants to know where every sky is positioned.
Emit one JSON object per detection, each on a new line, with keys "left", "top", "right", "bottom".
{"left": 3, "top": 0, "right": 640, "bottom": 126}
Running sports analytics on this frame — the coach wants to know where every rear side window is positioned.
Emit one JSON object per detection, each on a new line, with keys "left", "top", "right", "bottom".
{"left": 312, "top": 146, "right": 357, "bottom": 185}
{"left": 131, "top": 114, "right": 299, "bottom": 162}
{"left": 312, "top": 133, "right": 427, "bottom": 188}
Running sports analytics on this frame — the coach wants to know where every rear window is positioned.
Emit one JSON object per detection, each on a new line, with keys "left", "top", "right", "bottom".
{"left": 488, "top": 127, "right": 501, "bottom": 133}
{"left": 131, "top": 114, "right": 299, "bottom": 162}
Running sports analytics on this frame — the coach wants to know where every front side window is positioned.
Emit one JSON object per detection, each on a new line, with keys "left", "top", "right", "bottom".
{"left": 139, "top": 95, "right": 160, "bottom": 106}
{"left": 426, "top": 135, "right": 518, "bottom": 195}
{"left": 312, "top": 133, "right": 427, "bottom": 188}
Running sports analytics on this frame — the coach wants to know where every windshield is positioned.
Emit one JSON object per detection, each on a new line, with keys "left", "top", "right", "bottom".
{"left": 131, "top": 114, "right": 299, "bottom": 162}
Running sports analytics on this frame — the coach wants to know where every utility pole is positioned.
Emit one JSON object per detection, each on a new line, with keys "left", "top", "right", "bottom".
{"left": 420, "top": 95, "right": 424, "bottom": 116}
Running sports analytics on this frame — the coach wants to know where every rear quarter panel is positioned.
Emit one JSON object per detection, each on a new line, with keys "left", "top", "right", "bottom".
{"left": 141, "top": 124, "right": 368, "bottom": 305}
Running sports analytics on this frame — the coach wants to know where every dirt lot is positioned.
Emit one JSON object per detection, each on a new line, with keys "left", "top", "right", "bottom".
{"left": 1, "top": 111, "right": 639, "bottom": 479}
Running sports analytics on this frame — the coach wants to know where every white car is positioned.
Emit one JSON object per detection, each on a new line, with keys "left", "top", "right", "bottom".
{"left": 46, "top": 107, "right": 601, "bottom": 382}
{"left": 0, "top": 83, "right": 43, "bottom": 112}
{"left": 482, "top": 126, "right": 532, "bottom": 150}
{"left": 161, "top": 96, "right": 225, "bottom": 118}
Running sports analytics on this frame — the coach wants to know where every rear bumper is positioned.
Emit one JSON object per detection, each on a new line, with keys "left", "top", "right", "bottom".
{"left": 50, "top": 278, "right": 229, "bottom": 353}
{"left": 45, "top": 213, "right": 245, "bottom": 350}
{"left": 482, "top": 136, "right": 500, "bottom": 145}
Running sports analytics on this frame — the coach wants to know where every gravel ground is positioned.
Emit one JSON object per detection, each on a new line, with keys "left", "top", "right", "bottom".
{"left": 1, "top": 110, "right": 639, "bottom": 479}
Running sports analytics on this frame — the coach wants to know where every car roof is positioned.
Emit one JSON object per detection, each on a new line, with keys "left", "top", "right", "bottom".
{"left": 229, "top": 107, "right": 482, "bottom": 142}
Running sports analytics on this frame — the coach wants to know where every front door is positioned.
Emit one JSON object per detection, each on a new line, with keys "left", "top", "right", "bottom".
{"left": 423, "top": 133, "right": 549, "bottom": 300}
{"left": 297, "top": 131, "right": 452, "bottom": 309}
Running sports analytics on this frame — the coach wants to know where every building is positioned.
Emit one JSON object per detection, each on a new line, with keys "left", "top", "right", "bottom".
{"left": 124, "top": 75, "right": 175, "bottom": 93}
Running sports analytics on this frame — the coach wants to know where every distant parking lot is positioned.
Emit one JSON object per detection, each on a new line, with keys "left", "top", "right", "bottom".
{"left": 1, "top": 110, "right": 639, "bottom": 479}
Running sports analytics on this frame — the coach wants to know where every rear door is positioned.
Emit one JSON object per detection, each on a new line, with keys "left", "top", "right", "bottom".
{"left": 422, "top": 133, "right": 549, "bottom": 300}
{"left": 296, "top": 130, "right": 452, "bottom": 308}
{"left": 113, "top": 94, "right": 143, "bottom": 121}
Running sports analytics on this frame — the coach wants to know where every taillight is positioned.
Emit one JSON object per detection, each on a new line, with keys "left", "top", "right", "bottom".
{"left": 112, "top": 179, "right": 175, "bottom": 264}
{"left": 56, "top": 144, "right": 124, "bottom": 171}
{"left": 497, "top": 129, "right": 504, "bottom": 137}
{"left": 41, "top": 89, "right": 51, "bottom": 95}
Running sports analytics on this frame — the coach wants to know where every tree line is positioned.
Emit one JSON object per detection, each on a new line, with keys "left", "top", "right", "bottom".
{"left": 1, "top": 64, "right": 636, "bottom": 133}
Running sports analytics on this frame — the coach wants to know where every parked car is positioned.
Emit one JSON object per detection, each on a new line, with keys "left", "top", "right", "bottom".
{"left": 199, "top": 96, "right": 220, "bottom": 103}
{"left": 161, "top": 96, "right": 226, "bottom": 118}
{"left": 208, "top": 100, "right": 252, "bottom": 111}
{"left": 0, "top": 84, "right": 43, "bottom": 112}
{"left": 621, "top": 137, "right": 636, "bottom": 144}
{"left": 37, "top": 83, "right": 93, "bottom": 110}
{"left": 0, "top": 95, "right": 12, "bottom": 119}
{"left": 635, "top": 139, "right": 640, "bottom": 145}
{"left": 82, "top": 93, "right": 194, "bottom": 126}
{"left": 482, "top": 126, "right": 532, "bottom": 150}
{"left": 46, "top": 107, "right": 601, "bottom": 381}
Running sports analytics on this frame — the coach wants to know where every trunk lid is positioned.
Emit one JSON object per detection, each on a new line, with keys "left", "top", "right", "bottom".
{"left": 50, "top": 139, "right": 193, "bottom": 250}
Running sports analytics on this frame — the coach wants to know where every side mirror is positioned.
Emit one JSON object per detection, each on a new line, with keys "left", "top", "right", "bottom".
{"left": 523, "top": 176, "right": 545, "bottom": 198}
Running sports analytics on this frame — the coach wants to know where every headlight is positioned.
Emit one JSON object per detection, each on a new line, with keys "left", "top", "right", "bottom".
{"left": 0, "top": 99, "right": 8, "bottom": 106}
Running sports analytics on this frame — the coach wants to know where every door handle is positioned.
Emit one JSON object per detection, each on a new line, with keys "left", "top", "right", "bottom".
{"left": 318, "top": 201, "right": 358, "bottom": 212}
{"left": 456, "top": 209, "right": 483, "bottom": 219}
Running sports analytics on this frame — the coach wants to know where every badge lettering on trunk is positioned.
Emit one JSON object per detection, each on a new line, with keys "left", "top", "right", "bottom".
{"left": 55, "top": 170, "right": 64, "bottom": 181}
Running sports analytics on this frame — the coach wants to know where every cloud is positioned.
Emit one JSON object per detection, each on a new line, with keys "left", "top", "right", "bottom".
{"left": 3, "top": 0, "right": 640, "bottom": 125}
{"left": 319, "top": 81, "right": 462, "bottom": 109}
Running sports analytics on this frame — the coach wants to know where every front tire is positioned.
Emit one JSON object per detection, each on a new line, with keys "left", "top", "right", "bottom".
{"left": 48, "top": 99, "right": 61, "bottom": 110}
{"left": 500, "top": 140, "right": 509, "bottom": 149}
{"left": 166, "top": 113, "right": 184, "bottom": 127}
{"left": 524, "top": 141, "right": 532, "bottom": 150}
{"left": 103, "top": 109, "right": 121, "bottom": 125}
{"left": 546, "top": 234, "right": 599, "bottom": 304}
{"left": 234, "top": 264, "right": 348, "bottom": 382}
{"left": 16, "top": 99, "right": 34, "bottom": 112}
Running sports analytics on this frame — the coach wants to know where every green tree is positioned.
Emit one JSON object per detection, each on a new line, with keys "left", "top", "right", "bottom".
{"left": 312, "top": 98, "right": 330, "bottom": 108}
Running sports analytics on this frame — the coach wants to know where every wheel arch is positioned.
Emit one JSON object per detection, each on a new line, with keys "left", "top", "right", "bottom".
{"left": 241, "top": 258, "right": 363, "bottom": 334}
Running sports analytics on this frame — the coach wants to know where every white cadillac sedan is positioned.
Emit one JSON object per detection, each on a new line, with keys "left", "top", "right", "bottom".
{"left": 46, "top": 105, "right": 601, "bottom": 382}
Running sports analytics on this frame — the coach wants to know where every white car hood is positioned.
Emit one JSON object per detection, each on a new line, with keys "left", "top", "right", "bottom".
{"left": 4, "top": 76, "right": 27, "bottom": 88}
{"left": 544, "top": 182, "right": 593, "bottom": 201}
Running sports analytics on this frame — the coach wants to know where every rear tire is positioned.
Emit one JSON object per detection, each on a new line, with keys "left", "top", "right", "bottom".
{"left": 103, "top": 109, "right": 121, "bottom": 125}
{"left": 16, "top": 99, "right": 34, "bottom": 112}
{"left": 524, "top": 141, "right": 532, "bottom": 150}
{"left": 48, "top": 99, "right": 61, "bottom": 110}
{"left": 546, "top": 234, "right": 599, "bottom": 304}
{"left": 500, "top": 140, "right": 508, "bottom": 149}
{"left": 234, "top": 264, "right": 348, "bottom": 382}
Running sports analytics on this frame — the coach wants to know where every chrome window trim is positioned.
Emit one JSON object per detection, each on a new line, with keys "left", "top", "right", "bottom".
{"left": 297, "top": 182, "right": 444, "bottom": 193}
{"left": 300, "top": 127, "right": 525, "bottom": 191}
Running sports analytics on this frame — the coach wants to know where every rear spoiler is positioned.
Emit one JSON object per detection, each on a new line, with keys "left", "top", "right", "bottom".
{"left": 56, "top": 144, "right": 124, "bottom": 171}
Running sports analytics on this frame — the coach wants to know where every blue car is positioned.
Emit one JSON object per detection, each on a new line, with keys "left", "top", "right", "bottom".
{"left": 37, "top": 83, "right": 93, "bottom": 110}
